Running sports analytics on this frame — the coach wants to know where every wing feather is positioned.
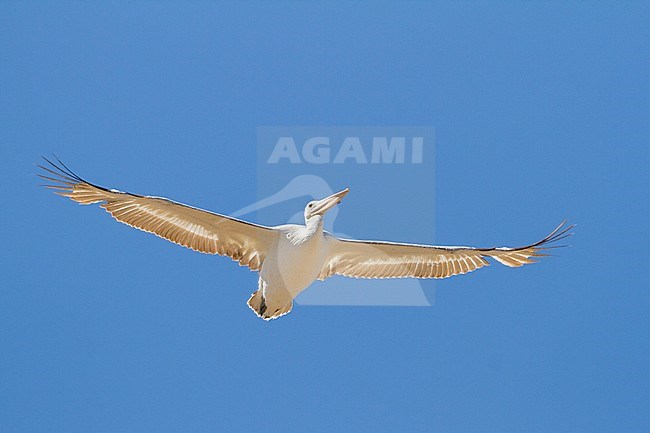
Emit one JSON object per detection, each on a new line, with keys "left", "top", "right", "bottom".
{"left": 319, "top": 221, "right": 573, "bottom": 280}
{"left": 38, "top": 157, "right": 276, "bottom": 271}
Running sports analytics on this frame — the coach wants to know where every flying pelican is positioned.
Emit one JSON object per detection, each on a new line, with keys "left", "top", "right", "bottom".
{"left": 38, "top": 157, "right": 573, "bottom": 320}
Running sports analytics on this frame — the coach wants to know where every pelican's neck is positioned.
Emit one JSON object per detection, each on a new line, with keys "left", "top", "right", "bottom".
{"left": 305, "top": 215, "right": 324, "bottom": 237}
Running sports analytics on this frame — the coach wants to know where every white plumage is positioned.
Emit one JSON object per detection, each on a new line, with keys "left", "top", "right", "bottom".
{"left": 39, "top": 157, "right": 573, "bottom": 320}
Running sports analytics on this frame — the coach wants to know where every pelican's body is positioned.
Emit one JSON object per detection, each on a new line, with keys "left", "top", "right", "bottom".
{"left": 255, "top": 220, "right": 329, "bottom": 317}
{"left": 39, "top": 157, "right": 573, "bottom": 320}
{"left": 266, "top": 221, "right": 328, "bottom": 296}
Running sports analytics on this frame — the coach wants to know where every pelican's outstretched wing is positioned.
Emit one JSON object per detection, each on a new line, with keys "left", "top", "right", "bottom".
{"left": 319, "top": 222, "right": 573, "bottom": 280}
{"left": 38, "top": 157, "right": 276, "bottom": 271}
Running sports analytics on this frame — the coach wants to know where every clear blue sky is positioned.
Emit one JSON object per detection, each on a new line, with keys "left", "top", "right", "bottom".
{"left": 1, "top": 2, "right": 648, "bottom": 432}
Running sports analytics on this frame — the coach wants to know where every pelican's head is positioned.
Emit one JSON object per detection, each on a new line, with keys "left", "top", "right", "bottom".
{"left": 304, "top": 188, "right": 349, "bottom": 222}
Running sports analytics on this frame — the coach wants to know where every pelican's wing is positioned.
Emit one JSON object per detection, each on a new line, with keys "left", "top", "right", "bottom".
{"left": 319, "top": 222, "right": 573, "bottom": 280}
{"left": 38, "top": 157, "right": 276, "bottom": 271}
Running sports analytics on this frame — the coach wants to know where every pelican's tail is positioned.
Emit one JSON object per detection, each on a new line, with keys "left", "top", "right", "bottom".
{"left": 247, "top": 289, "right": 293, "bottom": 321}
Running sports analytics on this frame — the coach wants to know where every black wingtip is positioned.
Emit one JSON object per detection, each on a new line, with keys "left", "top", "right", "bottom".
{"left": 36, "top": 155, "right": 132, "bottom": 196}
{"left": 533, "top": 220, "right": 576, "bottom": 250}
{"left": 40, "top": 155, "right": 83, "bottom": 182}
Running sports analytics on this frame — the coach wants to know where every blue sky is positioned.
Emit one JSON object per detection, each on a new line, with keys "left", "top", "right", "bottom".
{"left": 1, "top": 2, "right": 648, "bottom": 432}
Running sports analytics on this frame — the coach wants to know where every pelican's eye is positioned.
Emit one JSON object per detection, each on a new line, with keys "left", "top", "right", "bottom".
{"left": 308, "top": 203, "right": 313, "bottom": 208}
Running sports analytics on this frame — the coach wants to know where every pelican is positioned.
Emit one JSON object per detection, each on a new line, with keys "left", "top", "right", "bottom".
{"left": 38, "top": 157, "right": 573, "bottom": 320}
